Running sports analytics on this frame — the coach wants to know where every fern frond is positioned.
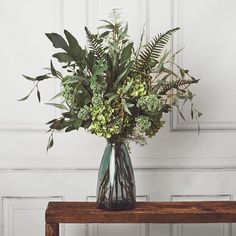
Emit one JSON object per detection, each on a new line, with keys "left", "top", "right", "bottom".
{"left": 85, "top": 27, "right": 105, "bottom": 60}
{"left": 159, "top": 78, "right": 199, "bottom": 95}
{"left": 134, "top": 27, "right": 180, "bottom": 73}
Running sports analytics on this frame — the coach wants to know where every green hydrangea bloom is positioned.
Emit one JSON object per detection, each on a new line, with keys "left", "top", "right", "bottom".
{"left": 117, "top": 75, "right": 148, "bottom": 98}
{"left": 90, "top": 81, "right": 103, "bottom": 92}
{"left": 89, "top": 102, "right": 120, "bottom": 138}
{"left": 130, "top": 75, "right": 147, "bottom": 97}
{"left": 137, "top": 94, "right": 162, "bottom": 112}
{"left": 78, "top": 105, "right": 90, "bottom": 121}
{"left": 62, "top": 84, "right": 76, "bottom": 108}
{"left": 145, "top": 117, "right": 165, "bottom": 138}
{"left": 92, "top": 93, "right": 103, "bottom": 106}
{"left": 135, "top": 115, "right": 151, "bottom": 132}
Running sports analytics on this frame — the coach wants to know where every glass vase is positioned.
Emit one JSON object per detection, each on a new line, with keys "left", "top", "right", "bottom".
{"left": 96, "top": 141, "right": 136, "bottom": 210}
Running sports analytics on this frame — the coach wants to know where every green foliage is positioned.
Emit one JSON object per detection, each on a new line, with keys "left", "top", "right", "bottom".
{"left": 135, "top": 116, "right": 151, "bottom": 132}
{"left": 137, "top": 94, "right": 162, "bottom": 112}
{"left": 134, "top": 28, "right": 180, "bottom": 73}
{"left": 85, "top": 27, "right": 105, "bottom": 60}
{"left": 78, "top": 105, "right": 90, "bottom": 121}
{"left": 20, "top": 9, "right": 201, "bottom": 150}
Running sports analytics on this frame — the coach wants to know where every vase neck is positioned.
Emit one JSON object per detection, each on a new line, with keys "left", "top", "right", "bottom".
{"left": 106, "top": 139, "right": 124, "bottom": 146}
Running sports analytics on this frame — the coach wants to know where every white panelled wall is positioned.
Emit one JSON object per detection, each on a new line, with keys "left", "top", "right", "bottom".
{"left": 0, "top": 0, "right": 236, "bottom": 236}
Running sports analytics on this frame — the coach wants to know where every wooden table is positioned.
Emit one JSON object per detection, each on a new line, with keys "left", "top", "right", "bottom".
{"left": 45, "top": 201, "right": 236, "bottom": 236}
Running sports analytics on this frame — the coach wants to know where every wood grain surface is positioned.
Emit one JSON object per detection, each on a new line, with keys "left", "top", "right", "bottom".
{"left": 45, "top": 223, "right": 59, "bottom": 236}
{"left": 45, "top": 201, "right": 236, "bottom": 224}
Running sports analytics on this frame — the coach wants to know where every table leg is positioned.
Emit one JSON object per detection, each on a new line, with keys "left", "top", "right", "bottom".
{"left": 46, "top": 223, "right": 59, "bottom": 236}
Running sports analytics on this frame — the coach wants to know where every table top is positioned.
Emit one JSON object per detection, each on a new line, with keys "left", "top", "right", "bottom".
{"left": 45, "top": 201, "right": 236, "bottom": 224}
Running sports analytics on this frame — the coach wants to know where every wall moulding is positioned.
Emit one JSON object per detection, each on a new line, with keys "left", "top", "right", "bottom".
{"left": 170, "top": 0, "right": 236, "bottom": 131}
{"left": 2, "top": 157, "right": 236, "bottom": 171}
{"left": 0, "top": 0, "right": 63, "bottom": 132}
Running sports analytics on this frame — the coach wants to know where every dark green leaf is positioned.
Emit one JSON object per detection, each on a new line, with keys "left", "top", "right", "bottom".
{"left": 18, "top": 85, "right": 36, "bottom": 101}
{"left": 198, "top": 111, "right": 203, "bottom": 117}
{"left": 122, "top": 80, "right": 133, "bottom": 93}
{"left": 49, "top": 120, "right": 64, "bottom": 130}
{"left": 179, "top": 109, "right": 185, "bottom": 120}
{"left": 188, "top": 90, "right": 193, "bottom": 100}
{"left": 107, "top": 93, "right": 118, "bottom": 103}
{"left": 37, "top": 89, "right": 41, "bottom": 102}
{"left": 180, "top": 68, "right": 185, "bottom": 78}
{"left": 22, "top": 75, "right": 35, "bottom": 81}
{"left": 100, "top": 20, "right": 114, "bottom": 26}
{"left": 83, "top": 120, "right": 91, "bottom": 129}
{"left": 53, "top": 52, "right": 74, "bottom": 63}
{"left": 174, "top": 104, "right": 185, "bottom": 120}
{"left": 18, "top": 94, "right": 31, "bottom": 101}
{"left": 122, "top": 99, "right": 132, "bottom": 115}
{"left": 65, "top": 125, "right": 75, "bottom": 132}
{"left": 64, "top": 30, "right": 82, "bottom": 58}
{"left": 46, "top": 119, "right": 57, "bottom": 125}
{"left": 35, "top": 74, "right": 51, "bottom": 81}
{"left": 47, "top": 136, "right": 54, "bottom": 151}
{"left": 50, "top": 92, "right": 62, "bottom": 101}
{"left": 115, "top": 69, "right": 127, "bottom": 86}
{"left": 62, "top": 112, "right": 73, "bottom": 118}
{"left": 100, "top": 31, "right": 110, "bottom": 37}
{"left": 45, "top": 33, "right": 68, "bottom": 51}
{"left": 50, "top": 60, "right": 57, "bottom": 76}
{"left": 45, "top": 103, "right": 68, "bottom": 110}
{"left": 120, "top": 42, "right": 133, "bottom": 64}
{"left": 191, "top": 105, "right": 194, "bottom": 119}
{"left": 98, "top": 24, "right": 114, "bottom": 30}
{"left": 62, "top": 75, "right": 85, "bottom": 85}
{"left": 114, "top": 61, "right": 133, "bottom": 87}
{"left": 74, "top": 119, "right": 82, "bottom": 129}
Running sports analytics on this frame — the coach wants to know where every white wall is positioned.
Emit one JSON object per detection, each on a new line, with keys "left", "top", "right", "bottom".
{"left": 0, "top": 0, "right": 236, "bottom": 235}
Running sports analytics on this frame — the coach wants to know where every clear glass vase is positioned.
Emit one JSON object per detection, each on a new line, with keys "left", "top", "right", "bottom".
{"left": 96, "top": 141, "right": 136, "bottom": 210}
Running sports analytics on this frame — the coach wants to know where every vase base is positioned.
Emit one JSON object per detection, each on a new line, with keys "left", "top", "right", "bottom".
{"left": 97, "top": 200, "right": 136, "bottom": 211}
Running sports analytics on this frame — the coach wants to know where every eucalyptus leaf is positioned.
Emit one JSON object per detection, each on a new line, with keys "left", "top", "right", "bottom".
{"left": 37, "top": 89, "right": 41, "bottom": 102}
{"left": 98, "top": 24, "right": 114, "bottom": 30}
{"left": 62, "top": 75, "right": 84, "bottom": 85}
{"left": 22, "top": 75, "right": 35, "bottom": 81}
{"left": 50, "top": 92, "right": 62, "bottom": 101}
{"left": 114, "top": 69, "right": 127, "bottom": 86}
{"left": 45, "top": 103, "right": 68, "bottom": 110}
{"left": 18, "top": 93, "right": 31, "bottom": 101}
{"left": 120, "top": 42, "right": 133, "bottom": 64}
{"left": 122, "top": 99, "right": 132, "bottom": 115}
{"left": 122, "top": 80, "right": 133, "bottom": 93}
{"left": 47, "top": 136, "right": 54, "bottom": 151}
{"left": 35, "top": 74, "right": 51, "bottom": 81}
{"left": 180, "top": 68, "right": 185, "bottom": 78}
{"left": 46, "top": 119, "right": 57, "bottom": 125}
{"left": 50, "top": 60, "right": 57, "bottom": 76}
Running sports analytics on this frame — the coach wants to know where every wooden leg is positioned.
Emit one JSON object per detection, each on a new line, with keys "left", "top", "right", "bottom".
{"left": 46, "top": 223, "right": 59, "bottom": 236}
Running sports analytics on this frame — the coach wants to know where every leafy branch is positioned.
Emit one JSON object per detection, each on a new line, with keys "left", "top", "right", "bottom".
{"left": 85, "top": 27, "right": 105, "bottom": 60}
{"left": 134, "top": 27, "right": 180, "bottom": 73}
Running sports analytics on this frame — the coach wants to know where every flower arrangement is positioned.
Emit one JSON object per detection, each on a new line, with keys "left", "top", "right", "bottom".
{"left": 20, "top": 10, "right": 201, "bottom": 150}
